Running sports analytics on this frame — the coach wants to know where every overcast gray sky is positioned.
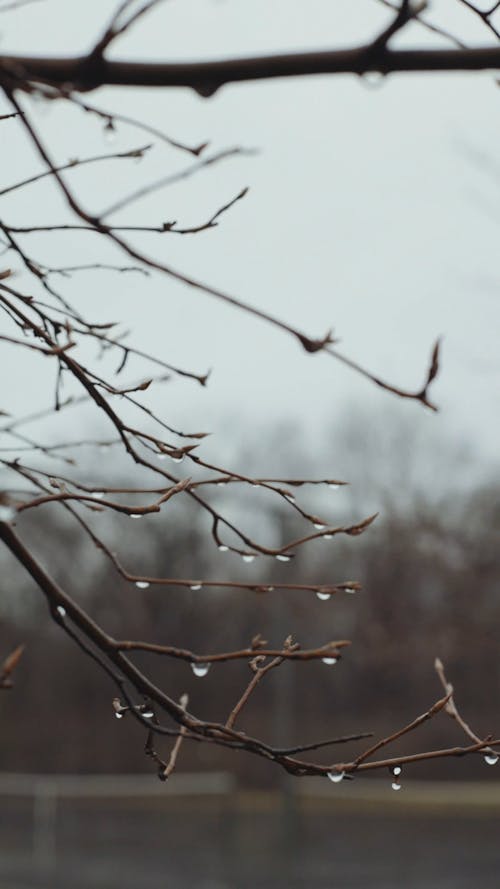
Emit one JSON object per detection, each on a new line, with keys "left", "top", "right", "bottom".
{"left": 1, "top": 0, "right": 499, "bottom": 491}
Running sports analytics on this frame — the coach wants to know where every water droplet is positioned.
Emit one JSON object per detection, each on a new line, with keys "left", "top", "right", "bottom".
{"left": 195, "top": 82, "right": 219, "bottom": 98}
{"left": 314, "top": 523, "right": 326, "bottom": 531}
{"left": 322, "top": 534, "right": 333, "bottom": 541}
{"left": 391, "top": 782, "right": 402, "bottom": 791}
{"left": 218, "top": 545, "right": 229, "bottom": 553}
{"left": 130, "top": 513, "right": 142, "bottom": 519}
{"left": 56, "top": 605, "right": 66, "bottom": 617}
{"left": 263, "top": 586, "right": 274, "bottom": 592}
{"left": 91, "top": 491, "right": 104, "bottom": 500}
{"left": 327, "top": 770, "right": 344, "bottom": 783}
{"left": 112, "top": 699, "right": 126, "bottom": 719}
{"left": 276, "top": 554, "right": 291, "bottom": 562}
{"left": 171, "top": 455, "right": 184, "bottom": 464}
{"left": 191, "top": 662, "right": 210, "bottom": 678}
{"left": 190, "top": 583, "right": 202, "bottom": 591}
{"left": 329, "top": 483, "right": 340, "bottom": 490}
{"left": 362, "top": 71, "right": 385, "bottom": 89}
{"left": 344, "top": 587, "right": 356, "bottom": 595}
{"left": 157, "top": 453, "right": 167, "bottom": 461}
{"left": 391, "top": 765, "right": 402, "bottom": 777}
{"left": 141, "top": 708, "right": 154, "bottom": 719}
{"left": 484, "top": 753, "right": 499, "bottom": 766}
{"left": 286, "top": 495, "right": 296, "bottom": 503}
{"left": 217, "top": 481, "right": 227, "bottom": 487}
{"left": 242, "top": 554, "right": 255, "bottom": 563}
{"left": 316, "top": 591, "right": 331, "bottom": 601}
{"left": 322, "top": 657, "right": 337, "bottom": 666}
{"left": 104, "top": 120, "right": 116, "bottom": 143}
{"left": 135, "top": 581, "right": 150, "bottom": 589}
{"left": 0, "top": 505, "right": 15, "bottom": 522}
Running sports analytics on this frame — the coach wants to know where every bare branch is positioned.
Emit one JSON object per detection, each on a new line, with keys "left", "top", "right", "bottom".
{"left": 0, "top": 144, "right": 153, "bottom": 198}
{"left": 226, "top": 653, "right": 285, "bottom": 730}
{"left": 434, "top": 658, "right": 499, "bottom": 757}
{"left": 0, "top": 643, "right": 25, "bottom": 689}
{"left": 350, "top": 692, "right": 452, "bottom": 770}
{"left": 91, "top": 0, "right": 166, "bottom": 60}
{"left": 4, "top": 44, "right": 500, "bottom": 98}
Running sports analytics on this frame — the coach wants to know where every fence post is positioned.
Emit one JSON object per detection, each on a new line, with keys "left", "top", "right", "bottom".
{"left": 33, "top": 778, "right": 57, "bottom": 872}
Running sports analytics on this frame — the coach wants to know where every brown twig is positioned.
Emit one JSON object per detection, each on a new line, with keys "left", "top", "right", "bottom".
{"left": 226, "top": 653, "right": 286, "bottom": 730}
{"left": 350, "top": 691, "right": 452, "bottom": 769}
{"left": 434, "top": 658, "right": 500, "bottom": 756}
{"left": 0, "top": 643, "right": 25, "bottom": 689}
{"left": 160, "top": 693, "right": 189, "bottom": 780}
{"left": 115, "top": 638, "right": 349, "bottom": 665}
{"left": 0, "top": 144, "right": 152, "bottom": 198}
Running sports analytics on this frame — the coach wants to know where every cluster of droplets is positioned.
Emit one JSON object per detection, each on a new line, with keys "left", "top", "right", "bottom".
{"left": 326, "top": 757, "right": 497, "bottom": 794}
{"left": 327, "top": 763, "right": 404, "bottom": 789}
{"left": 390, "top": 765, "right": 402, "bottom": 791}
{"left": 112, "top": 698, "right": 154, "bottom": 720}
{"left": 217, "top": 545, "right": 291, "bottom": 561}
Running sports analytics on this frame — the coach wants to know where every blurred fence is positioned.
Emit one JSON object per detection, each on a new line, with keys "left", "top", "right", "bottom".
{"left": 1, "top": 772, "right": 500, "bottom": 888}
{"left": 0, "top": 771, "right": 236, "bottom": 884}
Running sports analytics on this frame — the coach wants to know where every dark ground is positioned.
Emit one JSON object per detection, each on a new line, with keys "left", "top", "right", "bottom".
{"left": 1, "top": 778, "right": 499, "bottom": 888}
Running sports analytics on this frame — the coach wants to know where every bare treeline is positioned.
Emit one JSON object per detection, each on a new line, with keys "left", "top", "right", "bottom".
{"left": 1, "top": 449, "right": 499, "bottom": 779}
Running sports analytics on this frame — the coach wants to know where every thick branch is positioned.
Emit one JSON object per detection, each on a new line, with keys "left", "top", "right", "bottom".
{"left": 3, "top": 44, "right": 500, "bottom": 96}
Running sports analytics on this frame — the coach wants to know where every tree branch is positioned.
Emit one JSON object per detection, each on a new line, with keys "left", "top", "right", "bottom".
{"left": 4, "top": 44, "right": 500, "bottom": 98}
